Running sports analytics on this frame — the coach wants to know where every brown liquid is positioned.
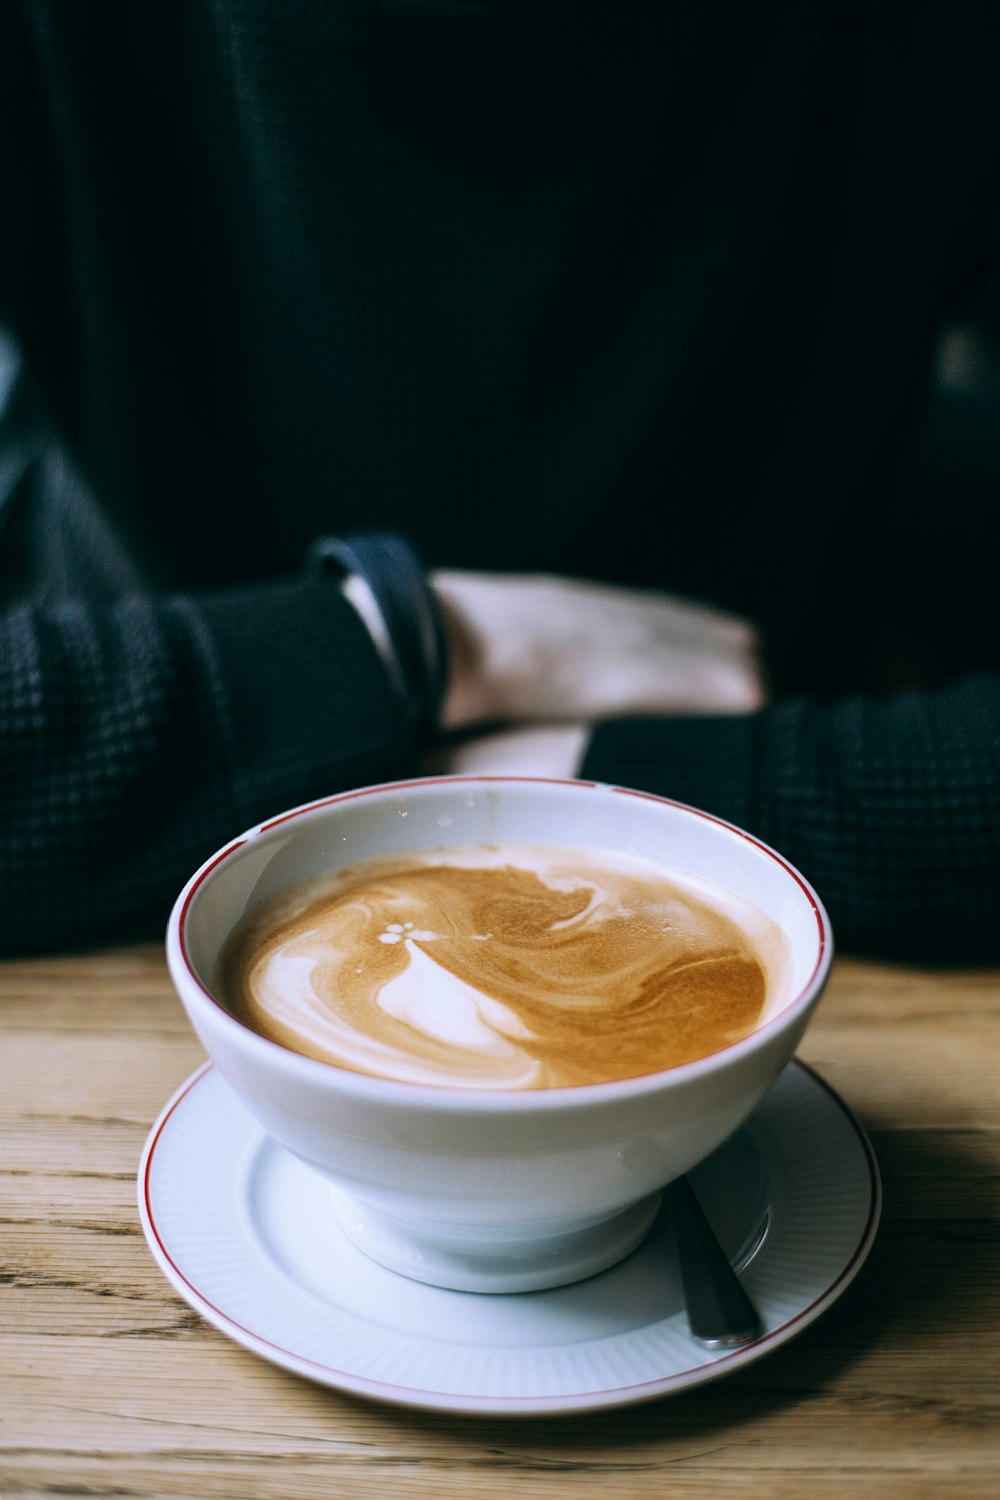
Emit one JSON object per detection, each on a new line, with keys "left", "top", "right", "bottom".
{"left": 219, "top": 845, "right": 788, "bottom": 1089}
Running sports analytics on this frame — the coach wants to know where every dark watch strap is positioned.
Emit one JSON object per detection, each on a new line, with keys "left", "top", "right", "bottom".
{"left": 307, "top": 531, "right": 448, "bottom": 744}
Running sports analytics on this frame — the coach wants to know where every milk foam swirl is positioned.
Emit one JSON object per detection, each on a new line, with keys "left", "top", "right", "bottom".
{"left": 220, "top": 845, "right": 788, "bottom": 1089}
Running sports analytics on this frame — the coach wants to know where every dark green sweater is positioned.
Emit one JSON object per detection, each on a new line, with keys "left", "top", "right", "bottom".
{"left": 2, "top": 1, "right": 999, "bottom": 957}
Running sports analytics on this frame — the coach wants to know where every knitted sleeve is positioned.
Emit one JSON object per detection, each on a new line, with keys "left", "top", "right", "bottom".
{"left": 581, "top": 678, "right": 1000, "bottom": 963}
{"left": 0, "top": 359, "right": 413, "bottom": 956}
{"left": 0, "top": 573, "right": 415, "bottom": 955}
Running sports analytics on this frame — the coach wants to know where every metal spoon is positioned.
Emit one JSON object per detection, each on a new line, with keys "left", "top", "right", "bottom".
{"left": 666, "top": 1174, "right": 763, "bottom": 1349}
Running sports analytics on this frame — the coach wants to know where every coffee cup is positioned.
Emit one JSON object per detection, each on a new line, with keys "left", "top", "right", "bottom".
{"left": 167, "top": 776, "right": 832, "bottom": 1293}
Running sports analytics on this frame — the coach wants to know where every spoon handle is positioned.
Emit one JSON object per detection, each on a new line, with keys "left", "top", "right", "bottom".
{"left": 667, "top": 1175, "right": 763, "bottom": 1349}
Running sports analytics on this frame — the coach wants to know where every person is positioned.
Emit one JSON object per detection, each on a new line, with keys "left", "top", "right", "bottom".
{"left": 1, "top": 1, "right": 998, "bottom": 961}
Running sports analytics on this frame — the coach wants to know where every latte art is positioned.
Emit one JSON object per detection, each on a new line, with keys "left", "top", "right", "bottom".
{"left": 219, "top": 845, "right": 790, "bottom": 1089}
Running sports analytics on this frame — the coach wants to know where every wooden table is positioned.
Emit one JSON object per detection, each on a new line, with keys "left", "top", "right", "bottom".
{"left": 2, "top": 945, "right": 998, "bottom": 1499}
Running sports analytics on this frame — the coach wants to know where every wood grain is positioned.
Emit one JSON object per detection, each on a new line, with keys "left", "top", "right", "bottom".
{"left": 2, "top": 947, "right": 998, "bottom": 1499}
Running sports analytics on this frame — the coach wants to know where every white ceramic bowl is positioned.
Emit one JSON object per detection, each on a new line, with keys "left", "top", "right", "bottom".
{"left": 167, "top": 776, "right": 832, "bottom": 1293}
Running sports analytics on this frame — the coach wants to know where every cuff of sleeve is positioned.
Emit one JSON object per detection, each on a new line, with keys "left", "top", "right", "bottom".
{"left": 580, "top": 714, "right": 760, "bottom": 831}
{"left": 190, "top": 574, "right": 411, "bottom": 819}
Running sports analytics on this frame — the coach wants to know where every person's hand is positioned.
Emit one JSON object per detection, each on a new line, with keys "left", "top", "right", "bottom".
{"left": 422, "top": 723, "right": 590, "bottom": 779}
{"left": 432, "top": 571, "right": 765, "bottom": 732}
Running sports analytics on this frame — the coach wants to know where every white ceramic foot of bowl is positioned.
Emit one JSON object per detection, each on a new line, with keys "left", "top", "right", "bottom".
{"left": 328, "top": 1186, "right": 665, "bottom": 1293}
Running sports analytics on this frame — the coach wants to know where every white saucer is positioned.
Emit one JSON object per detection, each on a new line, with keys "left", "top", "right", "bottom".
{"left": 138, "top": 1060, "right": 880, "bottom": 1417}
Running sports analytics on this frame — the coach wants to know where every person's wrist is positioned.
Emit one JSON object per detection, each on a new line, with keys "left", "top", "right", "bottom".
{"left": 434, "top": 580, "right": 488, "bottom": 730}
{"left": 433, "top": 571, "right": 542, "bottom": 730}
